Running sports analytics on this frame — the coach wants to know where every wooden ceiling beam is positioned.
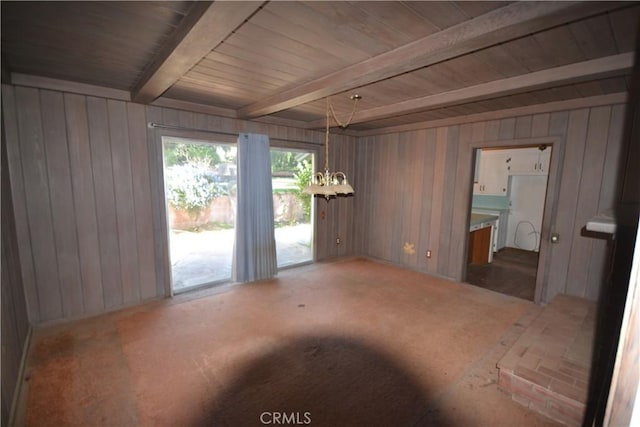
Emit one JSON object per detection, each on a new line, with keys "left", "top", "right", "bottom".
{"left": 238, "top": 1, "right": 626, "bottom": 119}
{"left": 305, "top": 53, "right": 635, "bottom": 128}
{"left": 355, "top": 92, "right": 628, "bottom": 136}
{"left": 132, "top": 1, "right": 264, "bottom": 104}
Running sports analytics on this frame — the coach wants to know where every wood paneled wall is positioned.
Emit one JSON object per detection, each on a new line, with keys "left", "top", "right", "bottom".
{"left": 354, "top": 104, "right": 627, "bottom": 303}
{"left": 2, "top": 84, "right": 356, "bottom": 324}
{"left": 1, "top": 77, "right": 628, "bottom": 324}
{"left": 1, "top": 112, "right": 30, "bottom": 425}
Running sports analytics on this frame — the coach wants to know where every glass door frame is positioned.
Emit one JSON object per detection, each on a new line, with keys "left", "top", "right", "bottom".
{"left": 153, "top": 129, "right": 322, "bottom": 297}
{"left": 269, "top": 146, "right": 317, "bottom": 270}
{"left": 155, "top": 128, "right": 238, "bottom": 296}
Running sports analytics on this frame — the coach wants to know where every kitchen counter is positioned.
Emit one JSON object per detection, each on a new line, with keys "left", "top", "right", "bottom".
{"left": 470, "top": 213, "right": 499, "bottom": 227}
{"left": 469, "top": 213, "right": 500, "bottom": 264}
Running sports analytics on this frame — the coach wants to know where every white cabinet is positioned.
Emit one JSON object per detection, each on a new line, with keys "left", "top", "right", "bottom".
{"left": 474, "top": 150, "right": 508, "bottom": 196}
{"left": 505, "top": 146, "right": 550, "bottom": 175}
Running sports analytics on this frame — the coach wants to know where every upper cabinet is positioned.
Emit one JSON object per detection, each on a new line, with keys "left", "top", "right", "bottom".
{"left": 474, "top": 150, "right": 508, "bottom": 196}
{"left": 505, "top": 146, "right": 550, "bottom": 175}
{"left": 473, "top": 146, "right": 551, "bottom": 196}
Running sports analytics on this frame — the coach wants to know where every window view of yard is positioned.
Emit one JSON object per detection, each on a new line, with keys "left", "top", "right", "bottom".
{"left": 163, "top": 137, "right": 313, "bottom": 293}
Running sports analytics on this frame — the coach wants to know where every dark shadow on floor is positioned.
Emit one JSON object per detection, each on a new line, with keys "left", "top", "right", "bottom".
{"left": 194, "top": 335, "right": 459, "bottom": 427}
{"left": 466, "top": 247, "right": 538, "bottom": 301}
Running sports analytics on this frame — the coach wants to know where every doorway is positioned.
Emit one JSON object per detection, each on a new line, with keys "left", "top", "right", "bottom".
{"left": 465, "top": 144, "right": 552, "bottom": 301}
{"left": 162, "top": 136, "right": 237, "bottom": 293}
{"left": 270, "top": 148, "right": 315, "bottom": 268}
{"left": 162, "top": 139, "right": 316, "bottom": 294}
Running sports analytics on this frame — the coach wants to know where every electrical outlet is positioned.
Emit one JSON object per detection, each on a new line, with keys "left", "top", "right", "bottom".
{"left": 426, "top": 250, "right": 432, "bottom": 259}
{"left": 336, "top": 237, "right": 341, "bottom": 245}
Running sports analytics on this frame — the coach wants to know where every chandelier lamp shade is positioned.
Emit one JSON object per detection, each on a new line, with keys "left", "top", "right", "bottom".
{"left": 304, "top": 95, "right": 361, "bottom": 199}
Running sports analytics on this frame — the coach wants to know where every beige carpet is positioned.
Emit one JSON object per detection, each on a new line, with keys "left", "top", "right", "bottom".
{"left": 21, "top": 258, "right": 559, "bottom": 426}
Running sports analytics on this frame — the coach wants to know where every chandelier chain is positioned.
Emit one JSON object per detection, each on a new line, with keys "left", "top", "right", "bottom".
{"left": 303, "top": 95, "right": 359, "bottom": 199}
{"left": 325, "top": 98, "right": 330, "bottom": 170}
{"left": 328, "top": 96, "right": 360, "bottom": 128}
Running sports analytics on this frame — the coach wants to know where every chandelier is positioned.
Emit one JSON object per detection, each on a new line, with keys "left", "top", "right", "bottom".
{"left": 304, "top": 94, "right": 361, "bottom": 199}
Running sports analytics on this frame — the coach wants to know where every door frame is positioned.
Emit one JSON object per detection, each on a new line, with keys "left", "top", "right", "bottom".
{"left": 461, "top": 136, "right": 562, "bottom": 304}
{"left": 269, "top": 146, "right": 317, "bottom": 268}
{"left": 152, "top": 127, "right": 238, "bottom": 297}
{"left": 150, "top": 127, "right": 323, "bottom": 297}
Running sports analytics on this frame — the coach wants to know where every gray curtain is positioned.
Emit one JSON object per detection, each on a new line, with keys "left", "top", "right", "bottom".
{"left": 232, "top": 133, "right": 277, "bottom": 282}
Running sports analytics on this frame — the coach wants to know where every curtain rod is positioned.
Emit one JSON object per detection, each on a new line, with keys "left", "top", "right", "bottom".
{"left": 148, "top": 122, "right": 239, "bottom": 137}
{"left": 147, "top": 122, "right": 322, "bottom": 147}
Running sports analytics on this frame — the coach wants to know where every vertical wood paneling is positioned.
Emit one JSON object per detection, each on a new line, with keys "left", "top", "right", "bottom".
{"left": 406, "top": 131, "right": 427, "bottom": 269}
{"left": 357, "top": 102, "right": 624, "bottom": 303}
{"left": 346, "top": 137, "right": 357, "bottom": 256}
{"left": 6, "top": 84, "right": 344, "bottom": 324}
{"left": 417, "top": 129, "right": 437, "bottom": 274}
{"left": 353, "top": 139, "right": 365, "bottom": 254}
{"left": 598, "top": 105, "right": 626, "bottom": 211}
{"left": 449, "top": 123, "right": 473, "bottom": 279}
{"left": 515, "top": 115, "right": 533, "bottom": 138}
{"left": 536, "top": 111, "right": 569, "bottom": 301}
{"left": 108, "top": 100, "right": 141, "bottom": 304}
{"left": 87, "top": 97, "right": 123, "bottom": 309}
{"left": 386, "top": 136, "right": 401, "bottom": 262}
{"left": 438, "top": 125, "right": 459, "bottom": 275}
{"left": 484, "top": 119, "right": 500, "bottom": 141}
{"left": 395, "top": 132, "right": 411, "bottom": 265}
{"left": 2, "top": 86, "right": 40, "bottom": 323}
{"left": 620, "top": 101, "right": 640, "bottom": 203}
{"left": 4, "top": 79, "right": 627, "bottom": 324}
{"left": 498, "top": 117, "right": 516, "bottom": 140}
{"left": 40, "top": 90, "right": 84, "bottom": 317}
{"left": 427, "top": 127, "right": 447, "bottom": 273}
{"left": 531, "top": 113, "right": 550, "bottom": 137}
{"left": 127, "top": 103, "right": 157, "bottom": 300}
{"left": 64, "top": 93, "right": 104, "bottom": 313}
{"left": 566, "top": 106, "right": 611, "bottom": 297}
{"left": 1, "top": 110, "right": 30, "bottom": 427}
{"left": 359, "top": 137, "right": 375, "bottom": 255}
{"left": 585, "top": 106, "right": 624, "bottom": 301}
{"left": 367, "top": 141, "right": 382, "bottom": 259}
{"left": 471, "top": 122, "right": 486, "bottom": 142}
{"left": 144, "top": 106, "right": 169, "bottom": 297}
{"left": 541, "top": 109, "right": 590, "bottom": 299}
{"left": 15, "top": 87, "right": 63, "bottom": 321}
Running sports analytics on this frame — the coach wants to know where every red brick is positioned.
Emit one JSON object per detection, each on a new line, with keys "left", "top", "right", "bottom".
{"left": 538, "top": 365, "right": 574, "bottom": 385}
{"left": 544, "top": 406, "right": 582, "bottom": 426}
{"left": 529, "top": 384, "right": 556, "bottom": 404}
{"left": 549, "top": 391, "right": 587, "bottom": 412}
{"left": 527, "top": 401, "right": 574, "bottom": 426}
{"left": 558, "top": 366, "right": 590, "bottom": 383}
{"left": 512, "top": 393, "right": 531, "bottom": 408}
{"left": 510, "top": 381, "right": 549, "bottom": 406}
{"left": 560, "top": 359, "right": 590, "bottom": 374}
{"left": 514, "top": 366, "right": 552, "bottom": 388}
{"left": 519, "top": 353, "right": 541, "bottom": 370}
{"left": 549, "top": 379, "right": 588, "bottom": 404}
{"left": 548, "top": 399, "right": 585, "bottom": 423}
{"left": 497, "top": 371, "right": 512, "bottom": 389}
{"left": 543, "top": 344, "right": 569, "bottom": 358}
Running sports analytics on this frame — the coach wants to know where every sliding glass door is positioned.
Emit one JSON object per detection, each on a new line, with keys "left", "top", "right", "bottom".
{"left": 270, "top": 149, "right": 314, "bottom": 267}
{"left": 162, "top": 140, "right": 314, "bottom": 293}
{"left": 162, "top": 137, "right": 237, "bottom": 293}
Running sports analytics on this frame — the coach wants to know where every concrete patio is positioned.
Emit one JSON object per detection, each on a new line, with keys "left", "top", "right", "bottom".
{"left": 169, "top": 223, "right": 313, "bottom": 292}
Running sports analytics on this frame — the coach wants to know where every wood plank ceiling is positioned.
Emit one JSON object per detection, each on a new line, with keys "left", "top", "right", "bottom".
{"left": 2, "top": 1, "right": 638, "bottom": 131}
